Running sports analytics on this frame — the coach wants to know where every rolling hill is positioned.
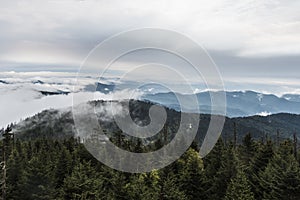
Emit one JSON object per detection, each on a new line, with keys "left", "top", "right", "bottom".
{"left": 7, "top": 100, "right": 300, "bottom": 145}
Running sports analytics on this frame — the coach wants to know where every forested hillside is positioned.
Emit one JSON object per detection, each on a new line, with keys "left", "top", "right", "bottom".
{"left": 1, "top": 126, "right": 300, "bottom": 199}
{"left": 1, "top": 100, "right": 300, "bottom": 199}
{"left": 9, "top": 100, "right": 300, "bottom": 143}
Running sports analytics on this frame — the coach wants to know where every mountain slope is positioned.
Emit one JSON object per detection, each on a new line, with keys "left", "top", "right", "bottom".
{"left": 9, "top": 100, "right": 300, "bottom": 144}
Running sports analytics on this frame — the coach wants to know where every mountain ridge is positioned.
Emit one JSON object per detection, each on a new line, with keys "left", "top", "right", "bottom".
{"left": 142, "top": 90, "right": 300, "bottom": 117}
{"left": 7, "top": 100, "right": 300, "bottom": 145}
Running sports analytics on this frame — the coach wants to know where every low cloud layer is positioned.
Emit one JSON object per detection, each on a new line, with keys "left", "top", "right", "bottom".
{"left": 1, "top": 71, "right": 300, "bottom": 128}
{"left": 0, "top": 71, "right": 143, "bottom": 128}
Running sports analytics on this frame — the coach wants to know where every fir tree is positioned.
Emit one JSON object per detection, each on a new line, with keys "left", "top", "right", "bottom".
{"left": 209, "top": 145, "right": 237, "bottom": 200}
{"left": 19, "top": 156, "right": 56, "bottom": 200}
{"left": 260, "top": 143, "right": 300, "bottom": 200}
{"left": 224, "top": 169, "right": 255, "bottom": 200}
{"left": 60, "top": 161, "right": 103, "bottom": 199}
{"left": 178, "top": 148, "right": 205, "bottom": 200}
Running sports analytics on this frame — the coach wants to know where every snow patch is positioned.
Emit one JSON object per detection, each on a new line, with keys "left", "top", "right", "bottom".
{"left": 257, "top": 93, "right": 263, "bottom": 102}
{"left": 256, "top": 111, "right": 272, "bottom": 116}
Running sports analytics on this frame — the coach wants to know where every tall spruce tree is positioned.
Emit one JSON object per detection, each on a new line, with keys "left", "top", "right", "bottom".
{"left": 19, "top": 155, "right": 56, "bottom": 200}
{"left": 178, "top": 148, "right": 205, "bottom": 200}
{"left": 60, "top": 161, "right": 103, "bottom": 200}
{"left": 247, "top": 140, "right": 273, "bottom": 198}
{"left": 260, "top": 142, "right": 300, "bottom": 200}
{"left": 209, "top": 145, "right": 237, "bottom": 200}
{"left": 224, "top": 169, "right": 255, "bottom": 200}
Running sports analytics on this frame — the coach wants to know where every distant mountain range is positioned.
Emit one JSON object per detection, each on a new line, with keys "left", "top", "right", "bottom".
{"left": 142, "top": 91, "right": 300, "bottom": 117}
{"left": 31, "top": 79, "right": 300, "bottom": 118}
{"left": 88, "top": 79, "right": 300, "bottom": 117}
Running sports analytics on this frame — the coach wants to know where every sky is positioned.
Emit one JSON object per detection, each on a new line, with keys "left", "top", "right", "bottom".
{"left": 0, "top": 0, "right": 300, "bottom": 93}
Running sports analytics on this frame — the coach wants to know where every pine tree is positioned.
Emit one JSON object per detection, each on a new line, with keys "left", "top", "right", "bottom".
{"left": 178, "top": 148, "right": 205, "bottom": 200}
{"left": 6, "top": 149, "right": 24, "bottom": 199}
{"left": 260, "top": 142, "right": 300, "bottom": 200}
{"left": 240, "top": 133, "right": 256, "bottom": 166}
{"left": 19, "top": 155, "right": 56, "bottom": 200}
{"left": 203, "top": 139, "right": 224, "bottom": 197}
{"left": 224, "top": 169, "right": 255, "bottom": 200}
{"left": 126, "top": 171, "right": 160, "bottom": 200}
{"left": 55, "top": 146, "right": 72, "bottom": 188}
{"left": 247, "top": 140, "right": 273, "bottom": 198}
{"left": 60, "top": 161, "right": 103, "bottom": 199}
{"left": 159, "top": 174, "right": 187, "bottom": 200}
{"left": 209, "top": 145, "right": 237, "bottom": 200}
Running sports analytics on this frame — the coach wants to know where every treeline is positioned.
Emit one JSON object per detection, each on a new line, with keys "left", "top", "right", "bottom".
{"left": 1, "top": 127, "right": 300, "bottom": 199}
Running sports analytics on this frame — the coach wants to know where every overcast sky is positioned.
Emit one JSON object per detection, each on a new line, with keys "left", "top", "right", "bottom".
{"left": 0, "top": 0, "right": 299, "bottom": 92}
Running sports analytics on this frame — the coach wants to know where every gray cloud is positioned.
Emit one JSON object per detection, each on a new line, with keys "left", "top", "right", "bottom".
{"left": 210, "top": 50, "right": 300, "bottom": 79}
{"left": 0, "top": 0, "right": 299, "bottom": 92}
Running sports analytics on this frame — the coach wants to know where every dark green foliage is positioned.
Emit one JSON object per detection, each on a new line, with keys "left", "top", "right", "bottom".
{"left": 6, "top": 149, "right": 23, "bottom": 199}
{"left": 208, "top": 146, "right": 237, "bottom": 200}
{"left": 18, "top": 155, "right": 56, "bottom": 199}
{"left": 224, "top": 169, "right": 255, "bottom": 200}
{"left": 55, "top": 146, "right": 72, "bottom": 188}
{"left": 248, "top": 140, "right": 274, "bottom": 199}
{"left": 1, "top": 130, "right": 300, "bottom": 200}
{"left": 240, "top": 133, "right": 256, "bottom": 166}
{"left": 11, "top": 101, "right": 300, "bottom": 144}
{"left": 60, "top": 161, "right": 103, "bottom": 199}
{"left": 177, "top": 149, "right": 205, "bottom": 200}
{"left": 260, "top": 142, "right": 300, "bottom": 200}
